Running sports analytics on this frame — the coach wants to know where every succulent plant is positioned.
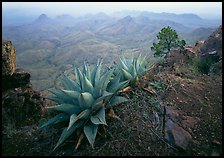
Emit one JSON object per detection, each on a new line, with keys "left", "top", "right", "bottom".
{"left": 40, "top": 60, "right": 128, "bottom": 150}
{"left": 114, "top": 54, "right": 154, "bottom": 85}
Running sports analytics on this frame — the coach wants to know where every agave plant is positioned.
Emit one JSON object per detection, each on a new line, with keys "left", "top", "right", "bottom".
{"left": 40, "top": 60, "right": 128, "bottom": 150}
{"left": 114, "top": 54, "right": 154, "bottom": 85}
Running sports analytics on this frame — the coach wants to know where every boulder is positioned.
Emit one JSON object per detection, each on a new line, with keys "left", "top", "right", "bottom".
{"left": 164, "top": 106, "right": 200, "bottom": 151}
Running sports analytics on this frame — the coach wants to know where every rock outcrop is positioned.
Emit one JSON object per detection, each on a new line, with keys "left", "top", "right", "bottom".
{"left": 2, "top": 40, "right": 43, "bottom": 127}
{"left": 2, "top": 40, "right": 16, "bottom": 76}
{"left": 199, "top": 25, "right": 222, "bottom": 58}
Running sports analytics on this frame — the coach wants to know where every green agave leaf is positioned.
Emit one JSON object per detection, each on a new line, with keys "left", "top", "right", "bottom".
{"left": 53, "top": 120, "right": 84, "bottom": 151}
{"left": 119, "top": 58, "right": 129, "bottom": 71}
{"left": 108, "top": 80, "right": 129, "bottom": 93}
{"left": 61, "top": 90, "right": 80, "bottom": 100}
{"left": 75, "top": 68, "right": 84, "bottom": 89}
{"left": 47, "top": 104, "right": 81, "bottom": 115}
{"left": 82, "top": 75, "right": 94, "bottom": 94}
{"left": 60, "top": 73, "right": 81, "bottom": 92}
{"left": 121, "top": 68, "right": 133, "bottom": 80}
{"left": 48, "top": 88, "right": 71, "bottom": 100}
{"left": 92, "top": 100, "right": 104, "bottom": 111}
{"left": 139, "top": 55, "right": 147, "bottom": 68}
{"left": 90, "top": 107, "right": 107, "bottom": 125}
{"left": 106, "top": 96, "right": 128, "bottom": 108}
{"left": 94, "top": 68, "right": 114, "bottom": 97}
{"left": 40, "top": 113, "right": 70, "bottom": 129}
{"left": 67, "top": 114, "right": 77, "bottom": 131}
{"left": 100, "top": 68, "right": 114, "bottom": 92}
{"left": 94, "top": 91, "right": 114, "bottom": 104}
{"left": 47, "top": 89, "right": 74, "bottom": 104}
{"left": 46, "top": 96, "right": 64, "bottom": 104}
{"left": 83, "top": 61, "right": 91, "bottom": 81}
{"left": 78, "top": 92, "right": 94, "bottom": 108}
{"left": 84, "top": 122, "right": 99, "bottom": 148}
{"left": 107, "top": 73, "right": 120, "bottom": 89}
{"left": 91, "top": 59, "right": 102, "bottom": 87}
{"left": 67, "top": 109, "right": 91, "bottom": 130}
{"left": 74, "top": 67, "right": 81, "bottom": 86}
{"left": 121, "top": 56, "right": 128, "bottom": 66}
{"left": 135, "top": 53, "right": 142, "bottom": 71}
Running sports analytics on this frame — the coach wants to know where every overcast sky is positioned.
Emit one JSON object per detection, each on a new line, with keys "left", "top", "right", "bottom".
{"left": 2, "top": 2, "right": 222, "bottom": 19}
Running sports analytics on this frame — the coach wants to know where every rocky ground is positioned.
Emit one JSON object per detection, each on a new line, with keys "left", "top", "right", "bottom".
{"left": 2, "top": 61, "right": 222, "bottom": 156}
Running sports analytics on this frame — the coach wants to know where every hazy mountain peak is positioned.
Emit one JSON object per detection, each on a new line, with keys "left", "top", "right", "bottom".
{"left": 38, "top": 14, "right": 48, "bottom": 19}
{"left": 34, "top": 14, "right": 51, "bottom": 23}
{"left": 119, "top": 15, "right": 133, "bottom": 23}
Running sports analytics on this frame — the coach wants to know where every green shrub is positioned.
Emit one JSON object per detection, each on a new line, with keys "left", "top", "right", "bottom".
{"left": 193, "top": 55, "right": 220, "bottom": 74}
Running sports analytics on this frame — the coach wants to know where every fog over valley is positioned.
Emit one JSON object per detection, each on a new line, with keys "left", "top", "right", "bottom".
{"left": 2, "top": 2, "right": 222, "bottom": 91}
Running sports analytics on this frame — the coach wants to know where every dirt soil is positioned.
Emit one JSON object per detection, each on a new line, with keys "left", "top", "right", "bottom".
{"left": 2, "top": 62, "right": 222, "bottom": 156}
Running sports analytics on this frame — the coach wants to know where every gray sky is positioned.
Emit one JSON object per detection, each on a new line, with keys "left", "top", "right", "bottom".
{"left": 2, "top": 2, "right": 222, "bottom": 19}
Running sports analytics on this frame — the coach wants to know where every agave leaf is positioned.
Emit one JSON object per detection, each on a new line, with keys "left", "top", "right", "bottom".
{"left": 94, "top": 91, "right": 114, "bottom": 104}
{"left": 119, "top": 58, "right": 129, "bottom": 71}
{"left": 91, "top": 59, "right": 102, "bottom": 86}
{"left": 67, "top": 109, "right": 91, "bottom": 130}
{"left": 121, "top": 68, "right": 133, "bottom": 80}
{"left": 78, "top": 92, "right": 94, "bottom": 108}
{"left": 100, "top": 68, "right": 114, "bottom": 92}
{"left": 94, "top": 68, "right": 114, "bottom": 97}
{"left": 107, "top": 73, "right": 120, "bottom": 89}
{"left": 40, "top": 113, "right": 70, "bottom": 129}
{"left": 47, "top": 104, "right": 81, "bottom": 115}
{"left": 90, "top": 64, "right": 98, "bottom": 86}
{"left": 92, "top": 91, "right": 113, "bottom": 110}
{"left": 135, "top": 53, "right": 142, "bottom": 71}
{"left": 84, "top": 122, "right": 99, "bottom": 148}
{"left": 48, "top": 88, "right": 70, "bottom": 99}
{"left": 139, "top": 55, "right": 147, "bottom": 68}
{"left": 106, "top": 96, "right": 128, "bottom": 108}
{"left": 77, "top": 109, "right": 91, "bottom": 120}
{"left": 67, "top": 114, "right": 77, "bottom": 131}
{"left": 83, "top": 61, "right": 88, "bottom": 75}
{"left": 91, "top": 107, "right": 107, "bottom": 125}
{"left": 60, "top": 73, "right": 81, "bottom": 92}
{"left": 48, "top": 89, "right": 74, "bottom": 104}
{"left": 74, "top": 67, "right": 81, "bottom": 86}
{"left": 61, "top": 90, "right": 80, "bottom": 100}
{"left": 131, "top": 59, "right": 137, "bottom": 78}
{"left": 75, "top": 68, "right": 84, "bottom": 89}
{"left": 83, "top": 61, "right": 91, "bottom": 81}
{"left": 121, "top": 56, "right": 128, "bottom": 66}
{"left": 108, "top": 80, "right": 129, "bottom": 93}
{"left": 53, "top": 120, "right": 84, "bottom": 151}
{"left": 46, "top": 96, "right": 64, "bottom": 104}
{"left": 82, "top": 75, "right": 94, "bottom": 94}
{"left": 92, "top": 100, "right": 104, "bottom": 111}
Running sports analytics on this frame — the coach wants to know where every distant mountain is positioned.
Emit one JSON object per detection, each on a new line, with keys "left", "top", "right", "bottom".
{"left": 34, "top": 14, "right": 51, "bottom": 23}
{"left": 112, "top": 11, "right": 221, "bottom": 28}
{"left": 184, "top": 27, "right": 216, "bottom": 45}
{"left": 3, "top": 12, "right": 221, "bottom": 91}
{"left": 97, "top": 15, "right": 191, "bottom": 36}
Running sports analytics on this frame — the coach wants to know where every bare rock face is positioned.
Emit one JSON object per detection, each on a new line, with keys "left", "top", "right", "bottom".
{"left": 2, "top": 40, "right": 16, "bottom": 76}
{"left": 2, "top": 40, "right": 43, "bottom": 128}
{"left": 200, "top": 25, "right": 222, "bottom": 58}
